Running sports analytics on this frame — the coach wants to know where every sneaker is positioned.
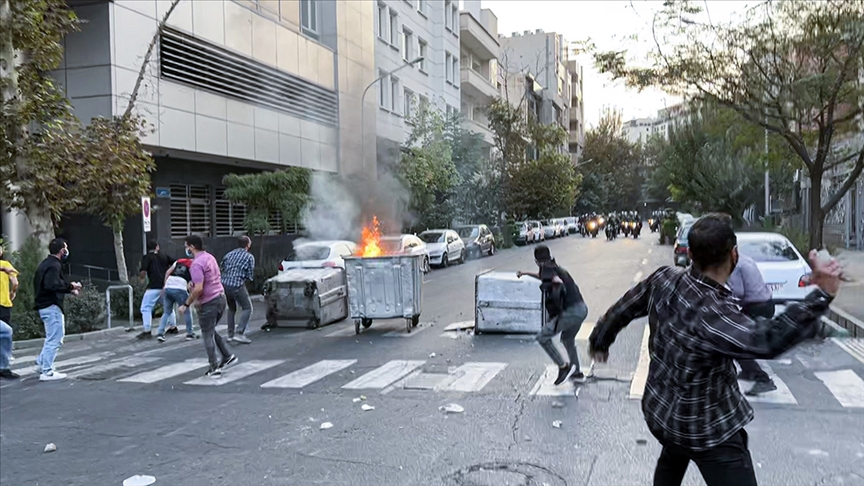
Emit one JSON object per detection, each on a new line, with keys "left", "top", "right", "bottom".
{"left": 205, "top": 366, "right": 222, "bottom": 378}
{"left": 220, "top": 355, "right": 239, "bottom": 369}
{"left": 554, "top": 364, "right": 575, "bottom": 385}
{"left": 0, "top": 369, "right": 20, "bottom": 380}
{"left": 166, "top": 326, "right": 180, "bottom": 335}
{"left": 39, "top": 371, "right": 67, "bottom": 381}
{"left": 156, "top": 334, "right": 166, "bottom": 343}
{"left": 136, "top": 331, "right": 153, "bottom": 340}
{"left": 746, "top": 380, "right": 777, "bottom": 396}
{"left": 226, "top": 335, "right": 235, "bottom": 343}
{"left": 233, "top": 334, "right": 252, "bottom": 344}
{"left": 570, "top": 372, "right": 588, "bottom": 385}
{"left": 185, "top": 334, "right": 198, "bottom": 341}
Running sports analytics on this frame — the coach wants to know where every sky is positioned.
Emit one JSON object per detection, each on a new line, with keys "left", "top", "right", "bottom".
{"left": 480, "top": 0, "right": 754, "bottom": 129}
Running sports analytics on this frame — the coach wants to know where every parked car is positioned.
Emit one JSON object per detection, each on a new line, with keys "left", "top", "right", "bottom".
{"left": 673, "top": 221, "right": 695, "bottom": 267}
{"left": 279, "top": 240, "right": 357, "bottom": 272}
{"left": 419, "top": 229, "right": 466, "bottom": 267}
{"left": 514, "top": 222, "right": 536, "bottom": 246}
{"left": 456, "top": 224, "right": 496, "bottom": 258}
{"left": 542, "top": 220, "right": 559, "bottom": 239}
{"left": 380, "top": 234, "right": 431, "bottom": 272}
{"left": 564, "top": 217, "right": 578, "bottom": 234}
{"left": 527, "top": 220, "right": 545, "bottom": 241}
{"left": 735, "top": 232, "right": 817, "bottom": 303}
{"left": 556, "top": 219, "right": 569, "bottom": 236}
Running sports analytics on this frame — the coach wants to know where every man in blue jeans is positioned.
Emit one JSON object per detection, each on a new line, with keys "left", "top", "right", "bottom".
{"left": 156, "top": 258, "right": 197, "bottom": 342}
{"left": 518, "top": 245, "right": 589, "bottom": 385}
{"left": 33, "top": 238, "right": 81, "bottom": 381}
{"left": 137, "top": 240, "right": 174, "bottom": 339}
{"left": 0, "top": 320, "right": 17, "bottom": 379}
{"left": 221, "top": 236, "right": 255, "bottom": 344}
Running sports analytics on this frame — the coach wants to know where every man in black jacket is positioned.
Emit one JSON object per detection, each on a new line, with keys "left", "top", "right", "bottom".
{"left": 589, "top": 214, "right": 842, "bottom": 486}
{"left": 33, "top": 238, "right": 81, "bottom": 382}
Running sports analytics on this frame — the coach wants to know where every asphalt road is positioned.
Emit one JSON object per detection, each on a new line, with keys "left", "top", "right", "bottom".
{"left": 2, "top": 233, "right": 863, "bottom": 486}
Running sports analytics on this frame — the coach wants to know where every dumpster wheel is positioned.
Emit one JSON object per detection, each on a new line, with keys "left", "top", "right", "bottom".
{"left": 362, "top": 318, "right": 373, "bottom": 328}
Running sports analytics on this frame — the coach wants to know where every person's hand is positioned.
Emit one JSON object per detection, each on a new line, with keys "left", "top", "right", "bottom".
{"left": 71, "top": 281, "right": 82, "bottom": 290}
{"left": 808, "top": 250, "right": 842, "bottom": 297}
{"left": 71, "top": 289, "right": 80, "bottom": 296}
{"left": 178, "top": 304, "right": 188, "bottom": 314}
{"left": 516, "top": 271, "right": 524, "bottom": 278}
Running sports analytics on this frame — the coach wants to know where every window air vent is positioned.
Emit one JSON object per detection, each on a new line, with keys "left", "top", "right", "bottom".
{"left": 159, "top": 27, "right": 338, "bottom": 127}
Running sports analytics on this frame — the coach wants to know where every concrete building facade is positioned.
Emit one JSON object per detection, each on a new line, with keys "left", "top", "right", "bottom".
{"left": 458, "top": 0, "right": 499, "bottom": 153}
{"left": 3, "top": 0, "right": 376, "bottom": 267}
{"left": 567, "top": 53, "right": 585, "bottom": 162}
{"left": 374, "top": 0, "right": 461, "bottom": 167}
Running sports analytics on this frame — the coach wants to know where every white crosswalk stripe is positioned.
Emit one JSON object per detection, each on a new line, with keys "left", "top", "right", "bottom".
{"left": 342, "top": 360, "right": 426, "bottom": 389}
{"left": 814, "top": 369, "right": 864, "bottom": 408}
{"left": 530, "top": 364, "right": 578, "bottom": 396}
{"left": 261, "top": 360, "right": 356, "bottom": 389}
{"left": 68, "top": 357, "right": 161, "bottom": 379}
{"left": 119, "top": 359, "right": 210, "bottom": 384}
{"left": 14, "top": 352, "right": 114, "bottom": 377}
{"left": 184, "top": 360, "right": 285, "bottom": 386}
{"left": 435, "top": 362, "right": 507, "bottom": 392}
{"left": 737, "top": 362, "right": 797, "bottom": 405}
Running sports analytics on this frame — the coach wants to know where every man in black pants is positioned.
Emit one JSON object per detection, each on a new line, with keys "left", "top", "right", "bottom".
{"left": 589, "top": 213, "right": 842, "bottom": 486}
{"left": 727, "top": 251, "right": 777, "bottom": 395}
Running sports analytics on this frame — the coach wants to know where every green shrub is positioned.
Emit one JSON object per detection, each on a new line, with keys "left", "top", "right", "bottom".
{"left": 110, "top": 280, "right": 146, "bottom": 318}
{"left": 65, "top": 282, "right": 106, "bottom": 334}
{"left": 778, "top": 226, "right": 811, "bottom": 261}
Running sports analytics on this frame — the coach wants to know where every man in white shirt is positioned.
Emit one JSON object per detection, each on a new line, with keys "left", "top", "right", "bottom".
{"left": 156, "top": 258, "right": 197, "bottom": 342}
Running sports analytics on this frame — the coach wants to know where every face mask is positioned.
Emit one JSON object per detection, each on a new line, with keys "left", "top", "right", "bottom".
{"left": 185, "top": 248, "right": 194, "bottom": 257}
{"left": 61, "top": 249, "right": 69, "bottom": 261}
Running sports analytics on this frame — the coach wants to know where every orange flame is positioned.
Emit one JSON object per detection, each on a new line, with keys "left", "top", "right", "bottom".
{"left": 359, "top": 216, "right": 383, "bottom": 257}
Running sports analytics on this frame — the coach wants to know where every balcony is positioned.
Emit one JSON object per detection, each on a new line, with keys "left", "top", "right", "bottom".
{"left": 460, "top": 12, "right": 498, "bottom": 61}
{"left": 461, "top": 68, "right": 498, "bottom": 101}
{"left": 463, "top": 117, "right": 495, "bottom": 146}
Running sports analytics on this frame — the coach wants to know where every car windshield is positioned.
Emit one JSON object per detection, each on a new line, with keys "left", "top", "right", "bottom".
{"left": 288, "top": 245, "right": 330, "bottom": 261}
{"left": 678, "top": 224, "right": 694, "bottom": 244}
{"left": 420, "top": 232, "right": 444, "bottom": 243}
{"left": 457, "top": 227, "right": 479, "bottom": 238}
{"left": 380, "top": 239, "right": 402, "bottom": 252}
{"left": 739, "top": 240, "right": 799, "bottom": 262}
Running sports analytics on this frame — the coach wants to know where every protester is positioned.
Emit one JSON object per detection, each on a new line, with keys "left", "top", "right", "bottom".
{"left": 0, "top": 319, "right": 15, "bottom": 379}
{"left": 518, "top": 245, "right": 589, "bottom": 385}
{"left": 221, "top": 236, "right": 255, "bottom": 344}
{"left": 137, "top": 240, "right": 175, "bottom": 339}
{"left": 33, "top": 238, "right": 82, "bottom": 381}
{"left": 589, "top": 213, "right": 842, "bottom": 486}
{"left": 0, "top": 245, "right": 20, "bottom": 379}
{"left": 156, "top": 257, "right": 197, "bottom": 342}
{"left": 727, "top": 250, "right": 778, "bottom": 395}
{"left": 178, "top": 235, "right": 236, "bottom": 377}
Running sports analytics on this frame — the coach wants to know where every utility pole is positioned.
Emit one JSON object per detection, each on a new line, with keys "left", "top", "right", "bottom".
{"left": 764, "top": 118, "right": 770, "bottom": 221}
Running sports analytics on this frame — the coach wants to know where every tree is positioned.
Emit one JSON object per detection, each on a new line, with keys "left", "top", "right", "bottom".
{"left": 1, "top": 0, "right": 80, "bottom": 246}
{"left": 399, "top": 105, "right": 460, "bottom": 231}
{"left": 594, "top": 0, "right": 864, "bottom": 249}
{"left": 444, "top": 109, "right": 501, "bottom": 226}
{"left": 576, "top": 110, "right": 644, "bottom": 212}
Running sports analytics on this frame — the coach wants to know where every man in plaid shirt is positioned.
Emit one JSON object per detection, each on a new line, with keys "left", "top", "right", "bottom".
{"left": 221, "top": 236, "right": 255, "bottom": 344}
{"left": 589, "top": 213, "right": 842, "bottom": 486}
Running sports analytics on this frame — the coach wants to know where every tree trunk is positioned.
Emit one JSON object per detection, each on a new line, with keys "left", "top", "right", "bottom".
{"left": 113, "top": 229, "right": 129, "bottom": 284}
{"left": 808, "top": 169, "right": 824, "bottom": 251}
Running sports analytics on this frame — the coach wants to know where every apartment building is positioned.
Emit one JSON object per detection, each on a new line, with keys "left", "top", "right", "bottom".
{"left": 458, "top": 1, "right": 499, "bottom": 154}
{"left": 3, "top": 0, "right": 376, "bottom": 266}
{"left": 567, "top": 54, "right": 585, "bottom": 162}
{"left": 621, "top": 117, "right": 660, "bottom": 146}
{"left": 499, "top": 29, "right": 571, "bottom": 151}
{"left": 374, "top": 0, "right": 461, "bottom": 167}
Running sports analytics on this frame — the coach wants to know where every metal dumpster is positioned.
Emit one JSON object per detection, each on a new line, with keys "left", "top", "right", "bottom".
{"left": 474, "top": 271, "right": 545, "bottom": 334}
{"left": 262, "top": 268, "right": 348, "bottom": 329}
{"left": 343, "top": 255, "right": 424, "bottom": 334}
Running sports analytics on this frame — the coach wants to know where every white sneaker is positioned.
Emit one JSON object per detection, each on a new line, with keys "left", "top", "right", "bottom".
{"left": 233, "top": 335, "right": 251, "bottom": 344}
{"left": 39, "top": 371, "right": 67, "bottom": 381}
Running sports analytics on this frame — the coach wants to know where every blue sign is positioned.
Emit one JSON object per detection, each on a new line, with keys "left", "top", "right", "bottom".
{"left": 155, "top": 187, "right": 171, "bottom": 198}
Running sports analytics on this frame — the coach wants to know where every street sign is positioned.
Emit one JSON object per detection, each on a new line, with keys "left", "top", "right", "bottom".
{"left": 142, "top": 196, "right": 151, "bottom": 233}
{"left": 155, "top": 187, "right": 170, "bottom": 198}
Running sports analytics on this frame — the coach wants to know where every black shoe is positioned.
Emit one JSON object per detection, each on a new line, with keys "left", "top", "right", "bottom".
{"left": 185, "top": 334, "right": 198, "bottom": 341}
{"left": 554, "top": 364, "right": 574, "bottom": 385}
{"left": 166, "top": 326, "right": 180, "bottom": 335}
{"left": 205, "top": 366, "right": 222, "bottom": 377}
{"left": 156, "top": 334, "right": 166, "bottom": 343}
{"left": 136, "top": 331, "right": 153, "bottom": 340}
{"left": 746, "top": 380, "right": 777, "bottom": 396}
{"left": 0, "top": 369, "right": 20, "bottom": 380}
{"left": 570, "top": 372, "right": 588, "bottom": 385}
{"left": 220, "top": 355, "right": 238, "bottom": 369}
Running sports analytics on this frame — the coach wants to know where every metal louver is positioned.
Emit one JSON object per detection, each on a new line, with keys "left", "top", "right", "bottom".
{"left": 159, "top": 27, "right": 338, "bottom": 127}
{"left": 170, "top": 184, "right": 211, "bottom": 238}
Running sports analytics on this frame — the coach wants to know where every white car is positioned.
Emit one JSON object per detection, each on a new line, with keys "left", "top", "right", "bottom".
{"left": 564, "top": 217, "right": 578, "bottom": 234}
{"left": 279, "top": 240, "right": 357, "bottom": 272}
{"left": 419, "top": 229, "right": 466, "bottom": 268}
{"left": 542, "top": 220, "right": 559, "bottom": 239}
{"left": 735, "top": 232, "right": 817, "bottom": 303}
{"left": 380, "top": 234, "right": 431, "bottom": 272}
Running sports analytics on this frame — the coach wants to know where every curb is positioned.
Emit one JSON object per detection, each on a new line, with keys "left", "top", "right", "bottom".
{"left": 828, "top": 305, "right": 864, "bottom": 339}
{"left": 13, "top": 326, "right": 129, "bottom": 351}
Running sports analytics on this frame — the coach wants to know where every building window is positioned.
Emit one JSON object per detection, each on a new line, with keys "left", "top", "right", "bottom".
{"left": 389, "top": 11, "right": 399, "bottom": 46}
{"left": 391, "top": 76, "right": 400, "bottom": 115}
{"left": 418, "top": 0, "right": 428, "bottom": 16}
{"left": 404, "top": 88, "right": 415, "bottom": 119}
{"left": 378, "top": 70, "right": 388, "bottom": 109}
{"left": 215, "top": 188, "right": 247, "bottom": 237}
{"left": 445, "top": 52, "right": 452, "bottom": 83}
{"left": 419, "top": 94, "right": 429, "bottom": 112}
{"left": 402, "top": 28, "right": 414, "bottom": 62}
{"left": 452, "top": 57, "right": 459, "bottom": 86}
{"left": 451, "top": 4, "right": 458, "bottom": 34}
{"left": 444, "top": 0, "right": 452, "bottom": 30}
{"left": 418, "top": 39, "right": 428, "bottom": 72}
{"left": 170, "top": 184, "right": 211, "bottom": 238}
{"left": 300, "top": 0, "right": 319, "bottom": 38}
{"left": 377, "top": 3, "right": 387, "bottom": 40}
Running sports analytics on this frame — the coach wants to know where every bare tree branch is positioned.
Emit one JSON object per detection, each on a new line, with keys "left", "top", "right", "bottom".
{"left": 822, "top": 143, "right": 864, "bottom": 213}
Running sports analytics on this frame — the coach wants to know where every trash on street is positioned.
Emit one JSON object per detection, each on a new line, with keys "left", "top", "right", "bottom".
{"left": 361, "top": 404, "right": 375, "bottom": 411}
{"left": 43, "top": 443, "right": 57, "bottom": 453}
{"left": 320, "top": 422, "right": 333, "bottom": 430}
{"left": 552, "top": 420, "right": 562, "bottom": 429}
{"left": 123, "top": 475, "right": 156, "bottom": 486}
{"left": 439, "top": 403, "right": 464, "bottom": 413}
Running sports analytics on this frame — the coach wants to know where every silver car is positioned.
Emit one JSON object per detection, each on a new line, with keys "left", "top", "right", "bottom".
{"left": 735, "top": 232, "right": 817, "bottom": 303}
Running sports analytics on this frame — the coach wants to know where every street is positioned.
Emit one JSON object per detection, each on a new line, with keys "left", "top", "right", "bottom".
{"left": 2, "top": 236, "right": 863, "bottom": 486}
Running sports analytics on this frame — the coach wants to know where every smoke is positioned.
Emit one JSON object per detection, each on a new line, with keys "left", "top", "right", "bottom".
{"left": 301, "top": 170, "right": 413, "bottom": 242}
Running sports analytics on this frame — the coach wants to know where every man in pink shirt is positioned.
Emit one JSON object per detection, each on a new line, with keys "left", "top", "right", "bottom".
{"left": 178, "top": 235, "right": 237, "bottom": 377}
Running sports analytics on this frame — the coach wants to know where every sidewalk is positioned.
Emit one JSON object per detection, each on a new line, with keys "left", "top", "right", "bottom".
{"left": 833, "top": 249, "right": 864, "bottom": 327}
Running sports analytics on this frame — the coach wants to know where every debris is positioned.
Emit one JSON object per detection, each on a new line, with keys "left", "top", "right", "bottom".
{"left": 429, "top": 352, "right": 436, "bottom": 358}
{"left": 552, "top": 420, "right": 562, "bottom": 429}
{"left": 439, "top": 403, "right": 464, "bottom": 414}
{"left": 350, "top": 370, "right": 356, "bottom": 374}
{"left": 551, "top": 401, "right": 565, "bottom": 408}
{"left": 319, "top": 422, "right": 333, "bottom": 430}
{"left": 43, "top": 443, "right": 57, "bottom": 453}
{"left": 123, "top": 475, "right": 156, "bottom": 486}
{"left": 352, "top": 398, "right": 362, "bottom": 403}
{"left": 360, "top": 395, "right": 367, "bottom": 401}
{"left": 636, "top": 439, "right": 648, "bottom": 445}
{"left": 523, "top": 435, "right": 532, "bottom": 442}
{"left": 268, "top": 415, "right": 272, "bottom": 419}
{"left": 361, "top": 404, "right": 375, "bottom": 411}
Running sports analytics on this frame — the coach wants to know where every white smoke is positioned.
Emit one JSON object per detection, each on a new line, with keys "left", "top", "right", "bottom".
{"left": 301, "top": 172, "right": 362, "bottom": 241}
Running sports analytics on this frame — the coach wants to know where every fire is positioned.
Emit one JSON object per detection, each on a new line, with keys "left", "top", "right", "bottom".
{"left": 358, "top": 216, "right": 383, "bottom": 257}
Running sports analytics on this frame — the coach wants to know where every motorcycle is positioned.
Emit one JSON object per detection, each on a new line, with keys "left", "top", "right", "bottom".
{"left": 621, "top": 221, "right": 631, "bottom": 237}
{"left": 586, "top": 220, "right": 599, "bottom": 238}
{"left": 605, "top": 224, "right": 617, "bottom": 240}
{"left": 648, "top": 218, "right": 659, "bottom": 233}
{"left": 632, "top": 221, "right": 642, "bottom": 238}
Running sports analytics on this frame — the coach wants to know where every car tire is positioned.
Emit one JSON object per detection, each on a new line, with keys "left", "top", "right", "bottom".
{"left": 423, "top": 256, "right": 430, "bottom": 273}
{"left": 488, "top": 243, "right": 495, "bottom": 256}
{"left": 459, "top": 249, "right": 466, "bottom": 264}
{"left": 442, "top": 253, "right": 449, "bottom": 268}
